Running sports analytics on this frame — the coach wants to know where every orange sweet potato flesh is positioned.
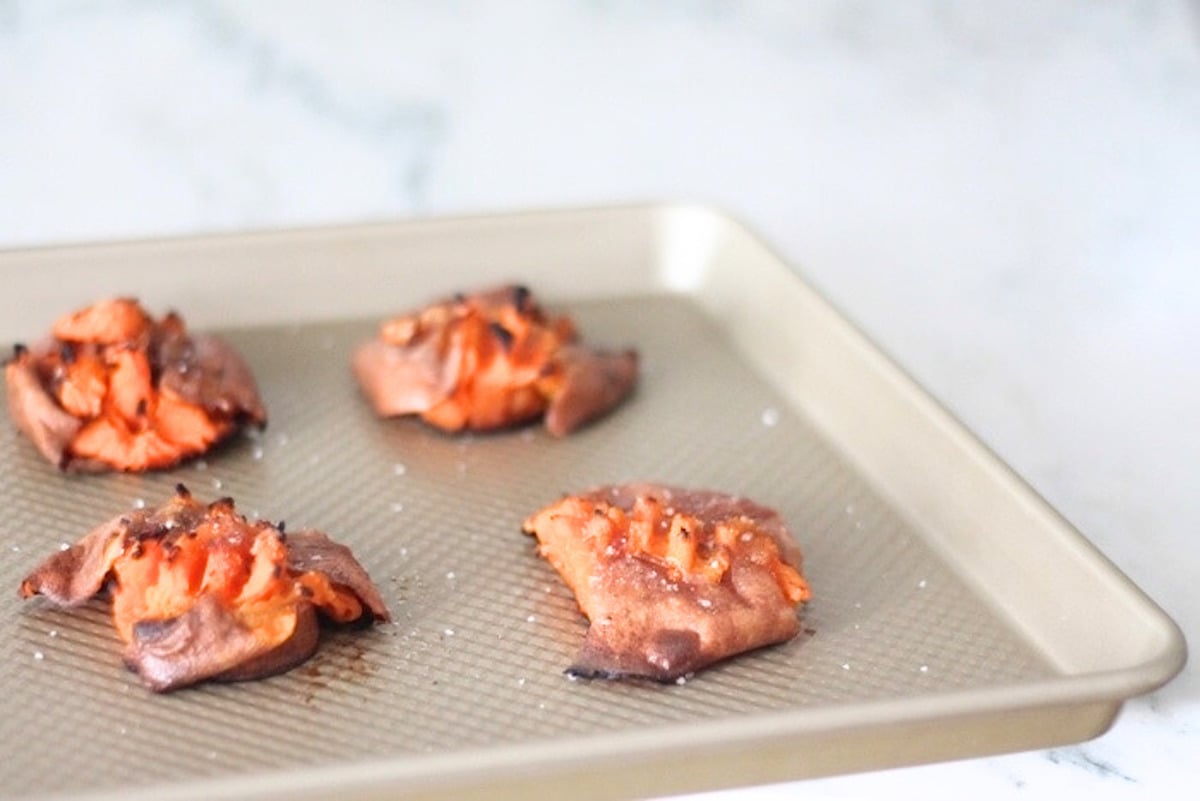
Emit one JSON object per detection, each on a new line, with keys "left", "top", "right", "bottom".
{"left": 353, "top": 285, "right": 637, "bottom": 436}
{"left": 18, "top": 485, "right": 390, "bottom": 692}
{"left": 523, "top": 483, "right": 811, "bottom": 681}
{"left": 4, "top": 298, "right": 266, "bottom": 471}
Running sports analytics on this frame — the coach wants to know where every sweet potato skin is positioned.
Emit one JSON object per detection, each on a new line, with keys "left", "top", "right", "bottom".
{"left": 523, "top": 483, "right": 811, "bottom": 681}
{"left": 19, "top": 486, "right": 389, "bottom": 692}
{"left": 4, "top": 345, "right": 83, "bottom": 468}
{"left": 353, "top": 285, "right": 637, "bottom": 436}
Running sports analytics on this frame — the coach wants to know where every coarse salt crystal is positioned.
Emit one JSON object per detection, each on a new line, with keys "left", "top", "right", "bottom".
{"left": 59, "top": 542, "right": 70, "bottom": 551}
{"left": 444, "top": 628, "right": 455, "bottom": 636}
{"left": 841, "top": 663, "right": 851, "bottom": 670}
{"left": 33, "top": 651, "right": 44, "bottom": 661}
{"left": 919, "top": 665, "right": 929, "bottom": 673}
{"left": 446, "top": 572, "right": 456, "bottom": 580}
{"left": 526, "top": 614, "right": 537, "bottom": 623}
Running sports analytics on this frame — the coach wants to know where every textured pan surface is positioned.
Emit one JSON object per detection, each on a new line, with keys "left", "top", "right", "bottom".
{"left": 0, "top": 206, "right": 1184, "bottom": 800}
{"left": 1, "top": 300, "right": 1046, "bottom": 798}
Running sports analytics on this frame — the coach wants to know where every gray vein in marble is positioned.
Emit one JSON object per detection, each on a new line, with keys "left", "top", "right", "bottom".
{"left": 1045, "top": 746, "right": 1137, "bottom": 783}
{"left": 187, "top": 0, "right": 446, "bottom": 204}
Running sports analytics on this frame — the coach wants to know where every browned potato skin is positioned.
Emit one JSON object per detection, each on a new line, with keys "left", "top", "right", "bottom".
{"left": 524, "top": 484, "right": 810, "bottom": 681}
{"left": 4, "top": 344, "right": 83, "bottom": 468}
{"left": 19, "top": 487, "right": 389, "bottom": 692}
{"left": 127, "top": 595, "right": 322, "bottom": 693}
{"left": 353, "top": 285, "right": 638, "bottom": 436}
{"left": 543, "top": 346, "right": 639, "bottom": 437}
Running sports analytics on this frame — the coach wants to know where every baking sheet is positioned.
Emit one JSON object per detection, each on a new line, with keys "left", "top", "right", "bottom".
{"left": 0, "top": 205, "right": 1185, "bottom": 800}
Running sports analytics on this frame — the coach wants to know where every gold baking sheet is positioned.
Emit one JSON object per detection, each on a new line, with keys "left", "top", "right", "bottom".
{"left": 0, "top": 205, "right": 1185, "bottom": 801}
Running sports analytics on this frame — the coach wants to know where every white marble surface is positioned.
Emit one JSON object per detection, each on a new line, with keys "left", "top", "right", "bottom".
{"left": 2, "top": 1, "right": 1197, "bottom": 798}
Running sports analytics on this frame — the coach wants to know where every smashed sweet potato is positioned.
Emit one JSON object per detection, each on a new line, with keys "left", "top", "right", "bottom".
{"left": 5, "top": 298, "right": 266, "bottom": 471}
{"left": 353, "top": 285, "right": 638, "bottom": 436}
{"left": 523, "top": 483, "right": 811, "bottom": 681}
{"left": 19, "top": 485, "right": 390, "bottom": 692}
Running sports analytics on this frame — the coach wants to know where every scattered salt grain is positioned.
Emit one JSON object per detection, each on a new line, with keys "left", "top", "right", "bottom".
{"left": 390, "top": 503, "right": 404, "bottom": 513}
{"left": 760, "top": 407, "right": 780, "bottom": 427}
{"left": 845, "top": 504, "right": 855, "bottom": 515}
{"left": 48, "top": 630, "right": 58, "bottom": 638}
{"left": 917, "top": 579, "right": 927, "bottom": 589}
{"left": 697, "top": 598, "right": 713, "bottom": 609}
{"left": 276, "top": 433, "right": 289, "bottom": 447}
{"left": 33, "top": 651, "right": 44, "bottom": 661}
{"left": 675, "top": 676, "right": 688, "bottom": 685}
{"left": 10, "top": 545, "right": 19, "bottom": 553}
{"left": 526, "top": 615, "right": 537, "bottom": 623}
{"left": 211, "top": 478, "right": 223, "bottom": 491}
{"left": 517, "top": 677, "right": 526, "bottom": 687}
{"left": 392, "top": 463, "right": 407, "bottom": 476}
{"left": 252, "top": 446, "right": 264, "bottom": 460}
{"left": 446, "top": 572, "right": 456, "bottom": 580}
{"left": 919, "top": 665, "right": 929, "bottom": 673}
{"left": 59, "top": 542, "right": 70, "bottom": 551}
{"left": 133, "top": 498, "right": 146, "bottom": 509}
{"left": 841, "top": 663, "right": 851, "bottom": 670}
{"left": 443, "top": 628, "right": 455, "bottom": 637}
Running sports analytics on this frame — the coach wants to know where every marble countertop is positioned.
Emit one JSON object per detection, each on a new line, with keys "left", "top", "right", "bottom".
{"left": 1, "top": 1, "right": 1195, "bottom": 798}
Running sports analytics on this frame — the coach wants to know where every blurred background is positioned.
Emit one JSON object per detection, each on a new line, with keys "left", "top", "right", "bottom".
{"left": 2, "top": 1, "right": 1197, "bottom": 797}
